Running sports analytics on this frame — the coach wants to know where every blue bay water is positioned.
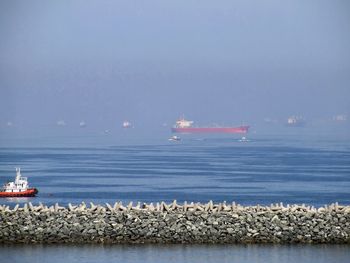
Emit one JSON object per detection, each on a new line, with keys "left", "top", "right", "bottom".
{"left": 0, "top": 135, "right": 349, "bottom": 207}
{"left": 0, "top": 244, "right": 349, "bottom": 263}
{"left": 0, "top": 134, "right": 349, "bottom": 261}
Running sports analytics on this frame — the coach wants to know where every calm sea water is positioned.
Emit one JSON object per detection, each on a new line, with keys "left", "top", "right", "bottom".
{"left": 0, "top": 244, "right": 349, "bottom": 263}
{"left": 0, "top": 134, "right": 349, "bottom": 261}
{"left": 0, "top": 135, "right": 349, "bottom": 207}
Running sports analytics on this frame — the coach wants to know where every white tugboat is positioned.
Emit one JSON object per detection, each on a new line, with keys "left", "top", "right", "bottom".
{"left": 0, "top": 168, "right": 38, "bottom": 197}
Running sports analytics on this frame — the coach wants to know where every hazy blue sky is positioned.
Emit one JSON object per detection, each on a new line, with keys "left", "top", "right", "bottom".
{"left": 1, "top": 0, "right": 349, "bottom": 134}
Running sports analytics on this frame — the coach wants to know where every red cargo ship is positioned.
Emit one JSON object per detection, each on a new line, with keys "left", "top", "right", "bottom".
{"left": 171, "top": 118, "right": 249, "bottom": 134}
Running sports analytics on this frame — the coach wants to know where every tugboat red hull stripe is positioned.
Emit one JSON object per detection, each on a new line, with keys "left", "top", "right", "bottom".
{"left": 0, "top": 188, "right": 38, "bottom": 198}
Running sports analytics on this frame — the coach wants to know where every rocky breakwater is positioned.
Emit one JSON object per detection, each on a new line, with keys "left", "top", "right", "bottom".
{"left": 0, "top": 201, "right": 349, "bottom": 244}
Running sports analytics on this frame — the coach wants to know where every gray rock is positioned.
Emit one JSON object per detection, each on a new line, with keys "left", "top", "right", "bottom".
{"left": 1, "top": 202, "right": 350, "bottom": 244}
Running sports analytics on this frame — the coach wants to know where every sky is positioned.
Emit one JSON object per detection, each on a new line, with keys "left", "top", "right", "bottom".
{"left": 0, "top": 0, "right": 349, "bottom": 137}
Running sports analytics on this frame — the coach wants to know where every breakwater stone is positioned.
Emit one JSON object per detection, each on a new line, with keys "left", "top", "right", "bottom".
{"left": 1, "top": 201, "right": 349, "bottom": 244}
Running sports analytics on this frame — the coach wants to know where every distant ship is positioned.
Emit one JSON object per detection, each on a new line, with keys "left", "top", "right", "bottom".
{"left": 333, "top": 114, "right": 347, "bottom": 122}
{"left": 56, "top": 120, "right": 66, "bottom": 126}
{"left": 286, "top": 116, "right": 305, "bottom": 127}
{"left": 171, "top": 117, "right": 249, "bottom": 134}
{"left": 168, "top": 135, "right": 181, "bottom": 141}
{"left": 122, "top": 121, "right": 132, "bottom": 128}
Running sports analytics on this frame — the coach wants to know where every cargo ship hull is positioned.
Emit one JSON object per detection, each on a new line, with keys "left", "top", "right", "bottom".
{"left": 171, "top": 126, "right": 249, "bottom": 134}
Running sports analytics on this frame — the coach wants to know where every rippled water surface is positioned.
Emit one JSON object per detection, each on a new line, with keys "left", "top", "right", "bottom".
{"left": 0, "top": 244, "right": 349, "bottom": 263}
{"left": 1, "top": 135, "right": 350, "bottom": 262}
{"left": 0, "top": 136, "right": 350, "bottom": 207}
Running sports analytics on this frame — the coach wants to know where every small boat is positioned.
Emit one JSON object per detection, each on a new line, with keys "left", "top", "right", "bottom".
{"left": 56, "top": 120, "right": 66, "bottom": 126}
{"left": 122, "top": 121, "right": 132, "bottom": 128}
{"left": 238, "top": 136, "right": 250, "bottom": 142}
{"left": 286, "top": 116, "right": 305, "bottom": 127}
{"left": 168, "top": 135, "right": 181, "bottom": 141}
{"left": 0, "top": 168, "right": 38, "bottom": 197}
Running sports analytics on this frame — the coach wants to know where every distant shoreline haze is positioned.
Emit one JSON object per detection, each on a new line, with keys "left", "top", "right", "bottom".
{"left": 0, "top": 0, "right": 349, "bottom": 136}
